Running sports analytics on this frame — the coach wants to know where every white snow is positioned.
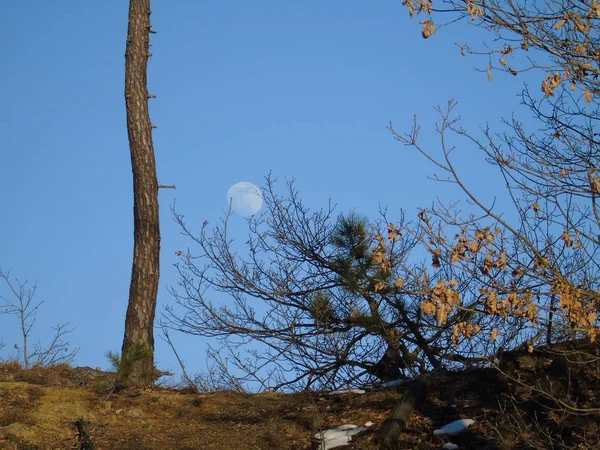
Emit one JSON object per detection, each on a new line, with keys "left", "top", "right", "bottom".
{"left": 314, "top": 424, "right": 367, "bottom": 450}
{"left": 442, "top": 443, "right": 459, "bottom": 450}
{"left": 433, "top": 419, "right": 475, "bottom": 436}
{"left": 381, "top": 379, "right": 406, "bottom": 387}
{"left": 364, "top": 421, "right": 374, "bottom": 427}
{"left": 328, "top": 388, "right": 366, "bottom": 395}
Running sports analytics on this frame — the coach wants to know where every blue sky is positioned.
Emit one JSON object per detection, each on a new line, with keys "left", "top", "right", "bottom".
{"left": 0, "top": 1, "right": 539, "bottom": 376}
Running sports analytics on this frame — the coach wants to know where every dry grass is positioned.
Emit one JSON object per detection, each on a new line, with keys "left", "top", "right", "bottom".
{"left": 0, "top": 362, "right": 598, "bottom": 449}
{"left": 0, "top": 364, "right": 388, "bottom": 450}
{"left": 0, "top": 362, "right": 72, "bottom": 386}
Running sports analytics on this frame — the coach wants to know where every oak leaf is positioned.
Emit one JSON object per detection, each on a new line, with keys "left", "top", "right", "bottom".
{"left": 489, "top": 327, "right": 498, "bottom": 341}
{"left": 554, "top": 19, "right": 566, "bottom": 30}
{"left": 421, "top": 20, "right": 435, "bottom": 38}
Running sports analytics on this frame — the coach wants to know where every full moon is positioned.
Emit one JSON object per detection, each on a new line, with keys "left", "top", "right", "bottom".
{"left": 226, "top": 182, "right": 263, "bottom": 217}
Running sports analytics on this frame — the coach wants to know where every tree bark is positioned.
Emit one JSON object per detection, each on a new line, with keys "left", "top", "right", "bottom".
{"left": 75, "top": 418, "right": 96, "bottom": 450}
{"left": 121, "top": 0, "right": 159, "bottom": 386}
{"left": 374, "top": 374, "right": 431, "bottom": 448}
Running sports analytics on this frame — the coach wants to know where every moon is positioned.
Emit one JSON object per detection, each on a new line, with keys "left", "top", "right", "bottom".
{"left": 226, "top": 182, "right": 263, "bottom": 217}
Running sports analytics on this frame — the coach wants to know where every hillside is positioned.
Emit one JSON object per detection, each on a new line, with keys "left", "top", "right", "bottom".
{"left": 0, "top": 357, "right": 598, "bottom": 450}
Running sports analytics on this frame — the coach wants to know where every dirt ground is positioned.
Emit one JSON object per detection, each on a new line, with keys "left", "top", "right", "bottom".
{"left": 0, "top": 360, "right": 598, "bottom": 450}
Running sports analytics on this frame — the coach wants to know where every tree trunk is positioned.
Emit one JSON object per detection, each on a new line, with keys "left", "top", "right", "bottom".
{"left": 121, "top": 0, "right": 159, "bottom": 386}
{"left": 374, "top": 374, "right": 430, "bottom": 448}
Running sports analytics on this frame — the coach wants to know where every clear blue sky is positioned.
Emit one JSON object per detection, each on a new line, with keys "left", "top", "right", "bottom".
{"left": 1, "top": 1, "right": 538, "bottom": 376}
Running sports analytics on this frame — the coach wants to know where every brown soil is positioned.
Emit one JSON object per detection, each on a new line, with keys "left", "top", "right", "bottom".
{"left": 0, "top": 358, "right": 598, "bottom": 450}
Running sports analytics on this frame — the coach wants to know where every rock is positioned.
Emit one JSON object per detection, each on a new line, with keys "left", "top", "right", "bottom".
{"left": 126, "top": 408, "right": 144, "bottom": 418}
{"left": 66, "top": 367, "right": 115, "bottom": 388}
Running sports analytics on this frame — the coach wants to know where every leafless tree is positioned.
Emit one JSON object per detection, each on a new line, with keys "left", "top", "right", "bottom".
{"left": 395, "top": 0, "right": 600, "bottom": 353}
{"left": 163, "top": 176, "right": 523, "bottom": 391}
{"left": 0, "top": 269, "right": 77, "bottom": 367}
{"left": 381, "top": 1, "right": 600, "bottom": 443}
{"left": 404, "top": 0, "right": 600, "bottom": 96}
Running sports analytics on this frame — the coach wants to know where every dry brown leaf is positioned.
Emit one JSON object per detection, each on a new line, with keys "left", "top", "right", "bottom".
{"left": 467, "top": 240, "right": 481, "bottom": 253}
{"left": 466, "top": 1, "right": 483, "bottom": 19}
{"left": 431, "top": 248, "right": 441, "bottom": 268}
{"left": 584, "top": 90, "right": 593, "bottom": 102}
{"left": 591, "top": 175, "right": 600, "bottom": 193}
{"left": 561, "top": 229, "right": 574, "bottom": 247}
{"left": 574, "top": 20, "right": 591, "bottom": 33}
{"left": 541, "top": 72, "right": 562, "bottom": 97}
{"left": 374, "top": 281, "right": 387, "bottom": 293}
{"left": 436, "top": 304, "right": 449, "bottom": 324}
{"left": 593, "top": 0, "right": 600, "bottom": 17}
{"left": 433, "top": 280, "right": 447, "bottom": 296}
{"left": 421, "top": 20, "right": 435, "bottom": 38}
{"left": 372, "top": 252, "right": 384, "bottom": 264}
{"left": 419, "top": 0, "right": 433, "bottom": 14}
{"left": 554, "top": 19, "right": 567, "bottom": 30}
{"left": 495, "top": 252, "right": 507, "bottom": 270}
{"left": 421, "top": 301, "right": 436, "bottom": 316}
{"left": 481, "top": 252, "right": 493, "bottom": 276}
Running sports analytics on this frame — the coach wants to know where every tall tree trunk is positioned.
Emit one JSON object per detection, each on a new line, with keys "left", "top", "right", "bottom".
{"left": 121, "top": 0, "right": 159, "bottom": 386}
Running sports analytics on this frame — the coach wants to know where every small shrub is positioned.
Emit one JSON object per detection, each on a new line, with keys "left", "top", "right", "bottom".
{"left": 106, "top": 340, "right": 153, "bottom": 387}
{"left": 14, "top": 363, "right": 71, "bottom": 386}
{"left": 0, "top": 361, "right": 22, "bottom": 381}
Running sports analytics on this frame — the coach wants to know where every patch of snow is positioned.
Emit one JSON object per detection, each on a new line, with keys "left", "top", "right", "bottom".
{"left": 449, "top": 404, "right": 457, "bottom": 408}
{"left": 433, "top": 419, "right": 475, "bottom": 436}
{"left": 442, "top": 443, "right": 459, "bottom": 450}
{"left": 314, "top": 424, "right": 367, "bottom": 450}
{"left": 463, "top": 404, "right": 470, "bottom": 408}
{"left": 382, "top": 378, "right": 406, "bottom": 387}
{"left": 364, "top": 421, "right": 374, "bottom": 427}
{"left": 328, "top": 388, "right": 366, "bottom": 395}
